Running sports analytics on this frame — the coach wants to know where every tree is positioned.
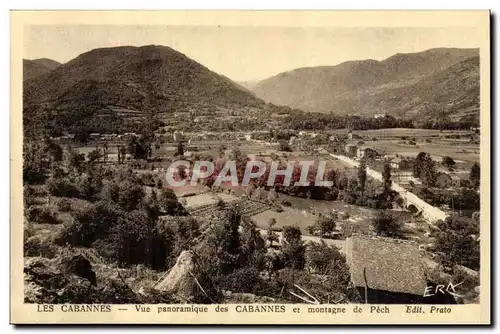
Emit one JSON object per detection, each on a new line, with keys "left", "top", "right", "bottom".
{"left": 305, "top": 241, "right": 350, "bottom": 280}
{"left": 117, "top": 181, "right": 145, "bottom": 211}
{"left": 44, "top": 138, "right": 63, "bottom": 162}
{"left": 87, "top": 148, "right": 102, "bottom": 164}
{"left": 311, "top": 215, "right": 336, "bottom": 237}
{"left": 441, "top": 156, "right": 456, "bottom": 169}
{"left": 240, "top": 217, "right": 266, "bottom": 267}
{"left": 158, "top": 188, "right": 186, "bottom": 216}
{"left": 282, "top": 226, "right": 305, "bottom": 270}
{"left": 278, "top": 140, "right": 292, "bottom": 152}
{"left": 435, "top": 216, "right": 479, "bottom": 270}
{"left": 23, "top": 142, "right": 50, "bottom": 184}
{"left": 266, "top": 218, "right": 279, "bottom": 248}
{"left": 117, "top": 145, "right": 127, "bottom": 164}
{"left": 357, "top": 157, "right": 367, "bottom": 193}
{"left": 372, "top": 211, "right": 403, "bottom": 238}
{"left": 413, "top": 152, "right": 436, "bottom": 187}
{"left": 203, "top": 208, "right": 242, "bottom": 274}
{"left": 128, "top": 135, "right": 152, "bottom": 160}
{"left": 382, "top": 159, "right": 392, "bottom": 196}
{"left": 412, "top": 152, "right": 427, "bottom": 178}
{"left": 176, "top": 141, "right": 185, "bottom": 157}
{"left": 102, "top": 142, "right": 109, "bottom": 163}
{"left": 67, "top": 147, "right": 86, "bottom": 174}
{"left": 470, "top": 163, "right": 480, "bottom": 188}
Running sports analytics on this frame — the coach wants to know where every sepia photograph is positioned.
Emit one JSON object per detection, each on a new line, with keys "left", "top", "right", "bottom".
{"left": 10, "top": 10, "right": 490, "bottom": 324}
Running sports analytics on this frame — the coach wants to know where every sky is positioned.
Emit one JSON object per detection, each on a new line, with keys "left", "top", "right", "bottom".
{"left": 23, "top": 25, "right": 481, "bottom": 82}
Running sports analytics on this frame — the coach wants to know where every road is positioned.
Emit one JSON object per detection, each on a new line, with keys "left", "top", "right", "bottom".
{"left": 329, "top": 153, "right": 447, "bottom": 222}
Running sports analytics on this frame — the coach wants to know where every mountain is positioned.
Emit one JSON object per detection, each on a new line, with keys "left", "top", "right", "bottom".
{"left": 23, "top": 45, "right": 265, "bottom": 135}
{"left": 23, "top": 58, "right": 61, "bottom": 80}
{"left": 237, "top": 79, "right": 261, "bottom": 91}
{"left": 251, "top": 48, "right": 479, "bottom": 121}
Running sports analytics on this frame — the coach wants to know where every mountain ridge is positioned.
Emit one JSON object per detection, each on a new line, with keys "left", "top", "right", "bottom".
{"left": 251, "top": 47, "right": 479, "bottom": 120}
{"left": 23, "top": 58, "right": 61, "bottom": 80}
{"left": 23, "top": 45, "right": 265, "bottom": 135}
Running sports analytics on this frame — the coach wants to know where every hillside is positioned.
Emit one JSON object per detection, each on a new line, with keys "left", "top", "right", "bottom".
{"left": 23, "top": 58, "right": 61, "bottom": 80}
{"left": 23, "top": 45, "right": 265, "bottom": 135}
{"left": 251, "top": 48, "right": 479, "bottom": 121}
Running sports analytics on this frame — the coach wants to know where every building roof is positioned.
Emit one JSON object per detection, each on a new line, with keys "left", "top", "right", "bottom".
{"left": 345, "top": 234, "right": 426, "bottom": 296}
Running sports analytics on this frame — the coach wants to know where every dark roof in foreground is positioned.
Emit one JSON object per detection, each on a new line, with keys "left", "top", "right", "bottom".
{"left": 345, "top": 234, "right": 426, "bottom": 296}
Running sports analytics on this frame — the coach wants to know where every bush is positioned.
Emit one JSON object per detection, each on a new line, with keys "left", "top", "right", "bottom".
{"left": 57, "top": 198, "right": 72, "bottom": 212}
{"left": 159, "top": 189, "right": 187, "bottom": 216}
{"left": 77, "top": 174, "right": 103, "bottom": 201}
{"left": 441, "top": 156, "right": 456, "bottom": 168}
{"left": 324, "top": 188, "right": 339, "bottom": 201}
{"left": 106, "top": 210, "right": 151, "bottom": 265}
{"left": 117, "top": 181, "right": 145, "bottom": 211}
{"left": 54, "top": 201, "right": 121, "bottom": 247}
{"left": 100, "top": 181, "right": 120, "bottom": 203}
{"left": 47, "top": 177, "right": 79, "bottom": 198}
{"left": 372, "top": 211, "right": 403, "bottom": 238}
{"left": 24, "top": 234, "right": 58, "bottom": 258}
{"left": 310, "top": 215, "right": 336, "bottom": 237}
{"left": 216, "top": 266, "right": 262, "bottom": 293}
{"left": 282, "top": 226, "right": 305, "bottom": 270}
{"left": 305, "top": 241, "right": 350, "bottom": 285}
{"left": 276, "top": 268, "right": 355, "bottom": 304}
{"left": 26, "top": 205, "right": 62, "bottom": 224}
{"left": 434, "top": 216, "right": 479, "bottom": 270}
{"left": 278, "top": 140, "right": 292, "bottom": 152}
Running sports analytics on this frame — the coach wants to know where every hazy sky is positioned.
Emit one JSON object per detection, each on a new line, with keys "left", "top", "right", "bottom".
{"left": 24, "top": 25, "right": 481, "bottom": 81}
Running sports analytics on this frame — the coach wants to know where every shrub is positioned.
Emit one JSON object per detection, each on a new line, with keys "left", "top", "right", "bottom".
{"left": 47, "top": 177, "right": 79, "bottom": 198}
{"left": 159, "top": 189, "right": 187, "bottom": 216}
{"left": 216, "top": 266, "right": 262, "bottom": 293}
{"left": 324, "top": 188, "right": 339, "bottom": 201}
{"left": 372, "top": 211, "right": 403, "bottom": 238}
{"left": 310, "top": 215, "right": 336, "bottom": 237}
{"left": 276, "top": 268, "right": 355, "bottom": 304}
{"left": 305, "top": 241, "right": 350, "bottom": 286}
{"left": 282, "top": 226, "right": 305, "bottom": 270}
{"left": 434, "top": 216, "right": 479, "bottom": 270}
{"left": 26, "top": 205, "right": 62, "bottom": 225}
{"left": 106, "top": 210, "right": 151, "bottom": 265}
{"left": 441, "top": 156, "right": 456, "bottom": 169}
{"left": 100, "top": 181, "right": 120, "bottom": 203}
{"left": 278, "top": 140, "right": 292, "bottom": 152}
{"left": 117, "top": 181, "right": 145, "bottom": 211}
{"left": 54, "top": 201, "right": 121, "bottom": 247}
{"left": 57, "top": 198, "right": 72, "bottom": 212}
{"left": 24, "top": 234, "right": 58, "bottom": 258}
{"left": 77, "top": 174, "right": 103, "bottom": 201}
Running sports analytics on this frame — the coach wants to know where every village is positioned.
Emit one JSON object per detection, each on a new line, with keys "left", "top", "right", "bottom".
{"left": 25, "top": 117, "right": 479, "bottom": 305}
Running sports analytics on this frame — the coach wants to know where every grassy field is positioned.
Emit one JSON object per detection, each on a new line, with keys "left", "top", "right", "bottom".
{"left": 332, "top": 128, "right": 475, "bottom": 138}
